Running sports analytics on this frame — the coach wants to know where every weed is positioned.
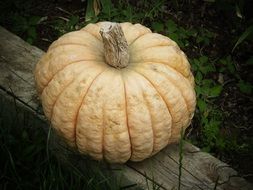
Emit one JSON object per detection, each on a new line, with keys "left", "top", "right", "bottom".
{"left": 237, "top": 80, "right": 253, "bottom": 95}
{"left": 0, "top": 112, "right": 121, "bottom": 190}
{"left": 0, "top": 13, "right": 41, "bottom": 44}
{"left": 51, "top": 15, "right": 81, "bottom": 36}
{"left": 0, "top": 0, "right": 42, "bottom": 44}
{"left": 190, "top": 55, "right": 226, "bottom": 152}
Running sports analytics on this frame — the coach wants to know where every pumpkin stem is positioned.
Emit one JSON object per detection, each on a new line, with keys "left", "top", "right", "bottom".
{"left": 100, "top": 22, "right": 129, "bottom": 69}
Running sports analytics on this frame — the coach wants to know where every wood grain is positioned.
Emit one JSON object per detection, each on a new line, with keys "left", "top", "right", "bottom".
{"left": 0, "top": 26, "right": 252, "bottom": 190}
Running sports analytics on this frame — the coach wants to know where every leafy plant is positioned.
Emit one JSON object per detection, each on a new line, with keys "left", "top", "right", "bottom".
{"left": 190, "top": 56, "right": 227, "bottom": 152}
{"left": 166, "top": 19, "right": 196, "bottom": 48}
{"left": 84, "top": 0, "right": 167, "bottom": 24}
{"left": 196, "top": 28, "right": 215, "bottom": 46}
{"left": 51, "top": 15, "right": 81, "bottom": 36}
{"left": 218, "top": 56, "right": 252, "bottom": 95}
{"left": 237, "top": 80, "right": 253, "bottom": 94}
{"left": 150, "top": 19, "right": 215, "bottom": 49}
{"left": 85, "top": 0, "right": 100, "bottom": 22}
{"left": 218, "top": 56, "right": 237, "bottom": 76}
{"left": 0, "top": 0, "right": 43, "bottom": 44}
{"left": 1, "top": 13, "right": 41, "bottom": 44}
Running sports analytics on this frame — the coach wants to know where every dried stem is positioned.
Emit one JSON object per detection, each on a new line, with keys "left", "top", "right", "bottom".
{"left": 100, "top": 22, "right": 129, "bottom": 69}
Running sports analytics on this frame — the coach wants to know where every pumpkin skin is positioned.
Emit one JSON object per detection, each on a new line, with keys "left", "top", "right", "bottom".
{"left": 34, "top": 22, "right": 196, "bottom": 163}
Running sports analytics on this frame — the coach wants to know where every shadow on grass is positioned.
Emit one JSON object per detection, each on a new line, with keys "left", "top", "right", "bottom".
{"left": 0, "top": 103, "right": 122, "bottom": 190}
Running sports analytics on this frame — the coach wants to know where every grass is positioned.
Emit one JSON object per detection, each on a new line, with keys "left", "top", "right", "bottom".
{"left": 0, "top": 104, "right": 122, "bottom": 190}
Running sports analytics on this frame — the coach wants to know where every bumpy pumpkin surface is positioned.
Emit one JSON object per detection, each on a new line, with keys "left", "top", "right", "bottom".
{"left": 34, "top": 22, "right": 196, "bottom": 163}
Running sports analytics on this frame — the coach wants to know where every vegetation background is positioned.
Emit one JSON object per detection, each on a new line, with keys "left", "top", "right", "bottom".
{"left": 0, "top": 0, "right": 252, "bottom": 189}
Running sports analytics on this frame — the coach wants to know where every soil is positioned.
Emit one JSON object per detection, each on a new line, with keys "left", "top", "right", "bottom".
{"left": 1, "top": 0, "right": 252, "bottom": 183}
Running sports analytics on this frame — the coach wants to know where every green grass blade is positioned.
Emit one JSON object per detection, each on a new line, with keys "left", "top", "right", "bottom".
{"left": 100, "top": 0, "right": 113, "bottom": 18}
{"left": 232, "top": 25, "right": 253, "bottom": 52}
{"left": 85, "top": 0, "right": 96, "bottom": 22}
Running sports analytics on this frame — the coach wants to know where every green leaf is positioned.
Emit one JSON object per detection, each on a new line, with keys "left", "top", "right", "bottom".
{"left": 199, "top": 65, "right": 215, "bottom": 75}
{"left": 151, "top": 22, "right": 164, "bottom": 32}
{"left": 222, "top": 56, "right": 235, "bottom": 74}
{"left": 197, "top": 99, "right": 207, "bottom": 113}
{"left": 201, "top": 116, "right": 209, "bottom": 125}
{"left": 193, "top": 58, "right": 200, "bottom": 65}
{"left": 85, "top": 0, "right": 96, "bottom": 22}
{"left": 237, "top": 80, "right": 252, "bottom": 94}
{"left": 232, "top": 25, "right": 253, "bottom": 52}
{"left": 187, "top": 28, "right": 197, "bottom": 37}
{"left": 202, "top": 79, "right": 214, "bottom": 86}
{"left": 191, "top": 64, "right": 197, "bottom": 72}
{"left": 100, "top": 0, "right": 113, "bottom": 17}
{"left": 166, "top": 19, "right": 177, "bottom": 33}
{"left": 227, "top": 62, "right": 235, "bottom": 74}
{"left": 195, "top": 71, "right": 203, "bottom": 83}
{"left": 199, "top": 56, "right": 208, "bottom": 63}
{"left": 209, "top": 85, "right": 223, "bottom": 97}
{"left": 68, "top": 16, "right": 79, "bottom": 28}
{"left": 168, "top": 33, "right": 179, "bottom": 43}
{"left": 122, "top": 5, "right": 133, "bottom": 21}
{"left": 177, "top": 40, "right": 185, "bottom": 48}
{"left": 196, "top": 36, "right": 203, "bottom": 43}
{"left": 204, "top": 119, "right": 220, "bottom": 141}
{"left": 195, "top": 85, "right": 202, "bottom": 96}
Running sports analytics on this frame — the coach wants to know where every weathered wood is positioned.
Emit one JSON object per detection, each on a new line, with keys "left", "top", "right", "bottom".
{"left": 0, "top": 26, "right": 252, "bottom": 190}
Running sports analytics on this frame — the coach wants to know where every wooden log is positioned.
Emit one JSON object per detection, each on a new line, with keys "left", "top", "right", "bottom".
{"left": 0, "top": 26, "right": 252, "bottom": 190}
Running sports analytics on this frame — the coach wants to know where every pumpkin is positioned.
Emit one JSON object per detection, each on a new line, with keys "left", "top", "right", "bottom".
{"left": 34, "top": 22, "right": 196, "bottom": 163}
